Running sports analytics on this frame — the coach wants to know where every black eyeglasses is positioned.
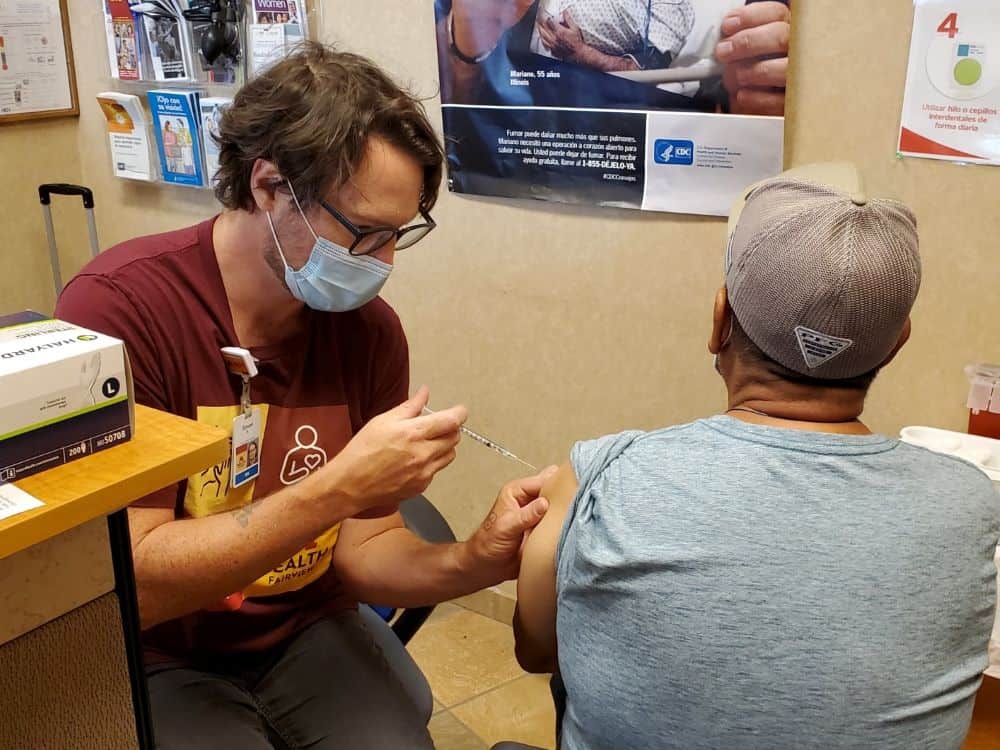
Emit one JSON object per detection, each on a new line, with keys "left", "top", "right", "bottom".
{"left": 319, "top": 201, "right": 436, "bottom": 256}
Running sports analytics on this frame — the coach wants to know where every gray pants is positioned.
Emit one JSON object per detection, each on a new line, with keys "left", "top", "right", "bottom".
{"left": 146, "top": 606, "right": 434, "bottom": 749}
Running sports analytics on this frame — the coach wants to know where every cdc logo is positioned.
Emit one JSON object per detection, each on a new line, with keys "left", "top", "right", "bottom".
{"left": 653, "top": 139, "right": 695, "bottom": 166}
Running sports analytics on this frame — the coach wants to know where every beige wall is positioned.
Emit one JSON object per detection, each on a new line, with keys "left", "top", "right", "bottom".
{"left": 12, "top": 3, "right": 999, "bottom": 549}
{"left": 0, "top": 118, "right": 87, "bottom": 313}
{"left": 324, "top": 1, "right": 1000, "bottom": 544}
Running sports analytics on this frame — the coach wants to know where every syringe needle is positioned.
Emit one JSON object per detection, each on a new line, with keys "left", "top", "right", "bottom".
{"left": 421, "top": 406, "right": 537, "bottom": 471}
{"left": 504, "top": 451, "right": 538, "bottom": 471}
{"left": 462, "top": 426, "right": 538, "bottom": 471}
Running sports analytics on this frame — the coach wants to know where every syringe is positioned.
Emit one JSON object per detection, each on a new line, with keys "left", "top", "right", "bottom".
{"left": 422, "top": 406, "right": 537, "bottom": 471}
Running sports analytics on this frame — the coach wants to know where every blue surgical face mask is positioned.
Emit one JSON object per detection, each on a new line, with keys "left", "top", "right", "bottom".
{"left": 265, "top": 183, "right": 392, "bottom": 312}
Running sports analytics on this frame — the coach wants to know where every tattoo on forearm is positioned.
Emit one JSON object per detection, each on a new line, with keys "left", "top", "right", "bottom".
{"left": 232, "top": 504, "right": 253, "bottom": 528}
{"left": 482, "top": 511, "right": 497, "bottom": 531}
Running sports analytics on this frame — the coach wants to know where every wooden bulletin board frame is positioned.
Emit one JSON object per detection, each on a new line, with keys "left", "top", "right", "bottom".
{"left": 0, "top": 0, "right": 79, "bottom": 125}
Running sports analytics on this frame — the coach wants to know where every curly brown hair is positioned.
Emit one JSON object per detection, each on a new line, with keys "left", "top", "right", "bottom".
{"left": 213, "top": 42, "right": 444, "bottom": 214}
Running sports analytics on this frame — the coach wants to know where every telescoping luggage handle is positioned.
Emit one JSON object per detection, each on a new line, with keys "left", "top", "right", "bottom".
{"left": 38, "top": 183, "right": 100, "bottom": 297}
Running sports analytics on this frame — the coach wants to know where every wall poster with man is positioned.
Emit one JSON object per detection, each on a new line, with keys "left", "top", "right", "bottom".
{"left": 434, "top": 0, "right": 792, "bottom": 215}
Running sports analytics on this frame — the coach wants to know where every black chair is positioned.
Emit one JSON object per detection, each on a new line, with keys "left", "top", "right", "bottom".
{"left": 387, "top": 494, "right": 457, "bottom": 644}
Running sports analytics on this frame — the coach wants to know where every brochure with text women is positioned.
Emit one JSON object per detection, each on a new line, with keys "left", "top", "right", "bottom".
{"left": 249, "top": 0, "right": 307, "bottom": 74}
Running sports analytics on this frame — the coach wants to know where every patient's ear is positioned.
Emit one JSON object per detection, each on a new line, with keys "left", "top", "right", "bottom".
{"left": 708, "top": 287, "right": 730, "bottom": 355}
{"left": 879, "top": 318, "right": 912, "bottom": 368}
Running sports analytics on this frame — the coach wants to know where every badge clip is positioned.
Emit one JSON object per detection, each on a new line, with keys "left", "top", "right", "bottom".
{"left": 222, "top": 347, "right": 261, "bottom": 488}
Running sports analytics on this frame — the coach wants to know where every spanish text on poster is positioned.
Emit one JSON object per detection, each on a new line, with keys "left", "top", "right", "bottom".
{"left": 899, "top": 0, "right": 1000, "bottom": 165}
{"left": 434, "top": 0, "right": 791, "bottom": 216}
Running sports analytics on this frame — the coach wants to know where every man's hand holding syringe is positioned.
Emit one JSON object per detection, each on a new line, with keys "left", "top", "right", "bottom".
{"left": 330, "top": 386, "right": 555, "bottom": 594}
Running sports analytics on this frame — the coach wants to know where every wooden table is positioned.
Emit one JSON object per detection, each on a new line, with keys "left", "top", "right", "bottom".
{"left": 0, "top": 405, "right": 227, "bottom": 750}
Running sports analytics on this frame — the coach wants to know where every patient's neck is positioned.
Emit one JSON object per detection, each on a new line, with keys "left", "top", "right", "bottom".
{"left": 723, "top": 365, "right": 871, "bottom": 435}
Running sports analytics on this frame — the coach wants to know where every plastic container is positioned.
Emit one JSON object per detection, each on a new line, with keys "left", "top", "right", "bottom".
{"left": 966, "top": 364, "right": 1000, "bottom": 440}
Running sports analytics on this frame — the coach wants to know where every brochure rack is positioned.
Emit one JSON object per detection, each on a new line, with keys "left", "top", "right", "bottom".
{"left": 99, "top": 0, "right": 322, "bottom": 190}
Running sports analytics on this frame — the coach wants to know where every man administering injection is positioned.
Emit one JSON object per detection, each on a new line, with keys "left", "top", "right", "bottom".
{"left": 56, "top": 44, "right": 554, "bottom": 749}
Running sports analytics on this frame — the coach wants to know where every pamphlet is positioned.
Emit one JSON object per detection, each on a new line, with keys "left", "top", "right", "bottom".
{"left": 97, "top": 91, "right": 153, "bottom": 181}
{"left": 139, "top": 0, "right": 195, "bottom": 81}
{"left": 104, "top": 0, "right": 140, "bottom": 81}
{"left": 249, "top": 0, "right": 306, "bottom": 75}
{"left": 148, "top": 89, "right": 205, "bottom": 186}
{"left": 251, "top": 0, "right": 307, "bottom": 34}
{"left": 199, "top": 96, "right": 232, "bottom": 185}
{"left": 249, "top": 23, "right": 285, "bottom": 75}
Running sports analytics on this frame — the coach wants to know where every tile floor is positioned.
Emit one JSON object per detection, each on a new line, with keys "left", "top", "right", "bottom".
{"left": 408, "top": 604, "right": 556, "bottom": 750}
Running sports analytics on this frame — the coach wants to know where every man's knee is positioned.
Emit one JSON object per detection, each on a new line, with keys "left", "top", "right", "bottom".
{"left": 357, "top": 605, "right": 434, "bottom": 722}
{"left": 147, "top": 668, "right": 273, "bottom": 750}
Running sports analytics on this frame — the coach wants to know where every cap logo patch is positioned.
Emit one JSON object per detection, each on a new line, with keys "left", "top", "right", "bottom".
{"left": 794, "top": 326, "right": 854, "bottom": 369}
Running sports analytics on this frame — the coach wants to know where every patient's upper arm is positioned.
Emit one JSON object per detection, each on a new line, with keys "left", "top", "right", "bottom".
{"left": 513, "top": 461, "right": 579, "bottom": 673}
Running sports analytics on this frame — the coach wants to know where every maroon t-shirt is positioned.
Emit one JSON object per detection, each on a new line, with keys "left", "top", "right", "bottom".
{"left": 55, "top": 217, "right": 409, "bottom": 663}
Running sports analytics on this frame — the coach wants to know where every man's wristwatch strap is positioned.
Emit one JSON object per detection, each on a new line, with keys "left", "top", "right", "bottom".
{"left": 448, "top": 10, "right": 496, "bottom": 65}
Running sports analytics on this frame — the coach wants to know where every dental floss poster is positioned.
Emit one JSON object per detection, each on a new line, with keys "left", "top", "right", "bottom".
{"left": 433, "top": 0, "right": 789, "bottom": 216}
{"left": 899, "top": 0, "right": 1000, "bottom": 165}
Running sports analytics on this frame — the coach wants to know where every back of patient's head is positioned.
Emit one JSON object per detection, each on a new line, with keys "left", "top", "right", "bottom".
{"left": 722, "top": 162, "right": 921, "bottom": 393}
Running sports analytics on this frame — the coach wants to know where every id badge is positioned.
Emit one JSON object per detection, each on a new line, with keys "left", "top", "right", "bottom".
{"left": 231, "top": 407, "right": 261, "bottom": 488}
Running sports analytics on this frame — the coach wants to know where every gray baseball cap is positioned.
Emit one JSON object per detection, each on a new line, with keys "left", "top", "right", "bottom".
{"left": 724, "top": 162, "right": 921, "bottom": 380}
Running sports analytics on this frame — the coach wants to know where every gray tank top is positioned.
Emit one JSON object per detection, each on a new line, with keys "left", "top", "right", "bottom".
{"left": 556, "top": 416, "right": 999, "bottom": 749}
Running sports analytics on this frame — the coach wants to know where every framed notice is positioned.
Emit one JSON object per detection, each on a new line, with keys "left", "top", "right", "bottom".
{"left": 0, "top": 0, "right": 79, "bottom": 124}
